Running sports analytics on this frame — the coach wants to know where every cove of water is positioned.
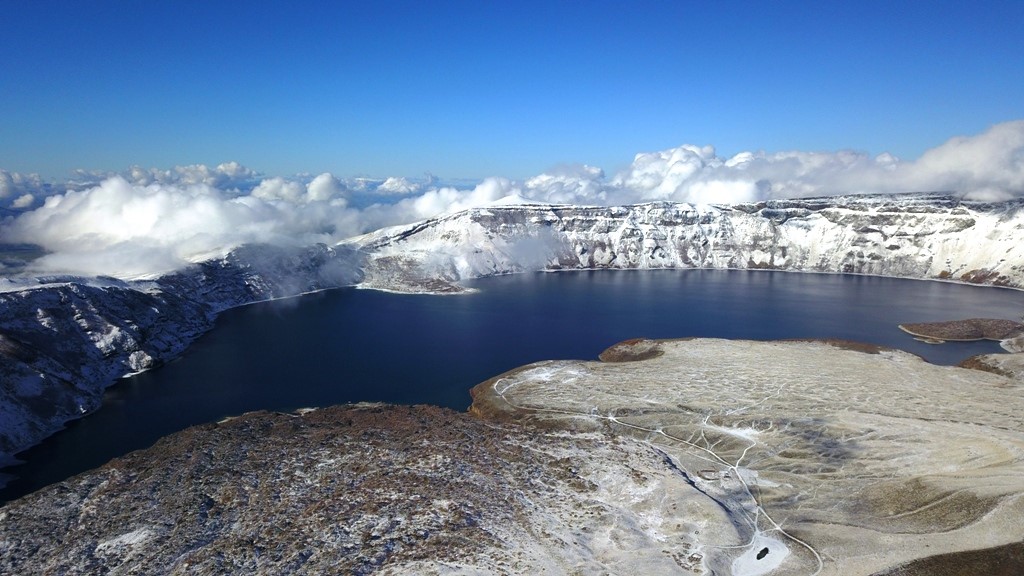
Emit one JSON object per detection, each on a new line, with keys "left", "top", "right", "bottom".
{"left": 1, "top": 269, "right": 1022, "bottom": 503}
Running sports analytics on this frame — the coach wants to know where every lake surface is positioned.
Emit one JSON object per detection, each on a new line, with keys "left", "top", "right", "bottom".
{"left": 2, "top": 269, "right": 1022, "bottom": 502}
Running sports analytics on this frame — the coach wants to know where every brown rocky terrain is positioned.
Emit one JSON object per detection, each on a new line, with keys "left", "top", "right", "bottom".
{"left": 898, "top": 318, "right": 1024, "bottom": 343}
{"left": 0, "top": 403, "right": 714, "bottom": 575}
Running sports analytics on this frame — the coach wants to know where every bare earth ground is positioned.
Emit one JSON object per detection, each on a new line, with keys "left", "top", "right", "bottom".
{"left": 471, "top": 338, "right": 1024, "bottom": 575}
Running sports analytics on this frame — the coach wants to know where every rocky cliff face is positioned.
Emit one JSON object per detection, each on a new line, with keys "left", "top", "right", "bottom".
{"left": 0, "top": 244, "right": 361, "bottom": 471}
{"left": 350, "top": 194, "right": 1024, "bottom": 292}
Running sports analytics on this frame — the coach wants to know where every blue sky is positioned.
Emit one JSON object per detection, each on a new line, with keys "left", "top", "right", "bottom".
{"left": 2, "top": 0, "right": 1022, "bottom": 180}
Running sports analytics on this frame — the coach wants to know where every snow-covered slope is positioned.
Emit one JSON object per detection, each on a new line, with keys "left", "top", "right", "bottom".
{"left": 0, "top": 244, "right": 360, "bottom": 473}
{"left": 349, "top": 193, "right": 1024, "bottom": 292}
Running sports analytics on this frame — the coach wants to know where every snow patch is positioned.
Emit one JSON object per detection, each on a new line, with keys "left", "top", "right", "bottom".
{"left": 730, "top": 533, "right": 790, "bottom": 576}
{"left": 96, "top": 527, "right": 154, "bottom": 553}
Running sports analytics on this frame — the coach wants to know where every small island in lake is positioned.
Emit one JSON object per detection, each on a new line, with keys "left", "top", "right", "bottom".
{"left": 898, "top": 318, "right": 1024, "bottom": 346}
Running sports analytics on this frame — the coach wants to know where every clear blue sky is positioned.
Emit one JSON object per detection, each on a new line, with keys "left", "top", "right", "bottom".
{"left": 2, "top": 0, "right": 1022, "bottom": 180}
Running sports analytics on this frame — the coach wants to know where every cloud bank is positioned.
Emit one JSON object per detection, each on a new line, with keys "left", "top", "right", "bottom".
{"left": 1, "top": 120, "right": 1022, "bottom": 278}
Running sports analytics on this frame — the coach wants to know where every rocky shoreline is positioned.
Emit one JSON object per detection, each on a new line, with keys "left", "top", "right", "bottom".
{"left": 2, "top": 338, "right": 1023, "bottom": 575}
{"left": 0, "top": 244, "right": 362, "bottom": 474}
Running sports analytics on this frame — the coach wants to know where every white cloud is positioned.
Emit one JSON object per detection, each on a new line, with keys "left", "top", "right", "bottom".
{"left": 0, "top": 175, "right": 361, "bottom": 277}
{"left": 71, "top": 161, "right": 262, "bottom": 192}
{"left": 2, "top": 120, "right": 1022, "bottom": 278}
{"left": 524, "top": 165, "right": 605, "bottom": 204}
{"left": 611, "top": 144, "right": 719, "bottom": 200}
{"left": 599, "top": 120, "right": 1024, "bottom": 204}
{"left": 0, "top": 170, "right": 49, "bottom": 207}
{"left": 306, "top": 173, "right": 347, "bottom": 202}
{"left": 393, "top": 177, "right": 518, "bottom": 222}
{"left": 251, "top": 177, "right": 307, "bottom": 203}
{"left": 902, "top": 120, "right": 1024, "bottom": 199}
{"left": 11, "top": 194, "right": 35, "bottom": 209}
{"left": 376, "top": 176, "right": 422, "bottom": 195}
{"left": 684, "top": 179, "right": 761, "bottom": 205}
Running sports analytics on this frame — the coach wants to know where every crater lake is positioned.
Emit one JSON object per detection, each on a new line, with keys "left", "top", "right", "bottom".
{"left": 2, "top": 269, "right": 1022, "bottom": 502}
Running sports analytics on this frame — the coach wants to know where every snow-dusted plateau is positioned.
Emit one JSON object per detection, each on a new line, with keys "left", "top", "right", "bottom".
{"left": 2, "top": 192, "right": 1024, "bottom": 574}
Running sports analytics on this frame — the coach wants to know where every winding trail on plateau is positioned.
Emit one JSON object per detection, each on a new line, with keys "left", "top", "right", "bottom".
{"left": 490, "top": 365, "right": 824, "bottom": 576}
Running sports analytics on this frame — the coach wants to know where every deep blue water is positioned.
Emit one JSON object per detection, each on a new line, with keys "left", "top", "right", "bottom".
{"left": 1, "top": 269, "right": 1022, "bottom": 502}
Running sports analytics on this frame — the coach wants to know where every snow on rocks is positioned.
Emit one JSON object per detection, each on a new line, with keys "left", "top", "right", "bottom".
{"left": 348, "top": 193, "right": 1024, "bottom": 293}
{"left": 0, "top": 244, "right": 361, "bottom": 479}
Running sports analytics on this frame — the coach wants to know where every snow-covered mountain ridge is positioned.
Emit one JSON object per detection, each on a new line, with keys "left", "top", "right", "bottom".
{"left": 1, "top": 192, "right": 1022, "bottom": 483}
{"left": 0, "top": 244, "right": 361, "bottom": 474}
{"left": 350, "top": 193, "right": 1024, "bottom": 292}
